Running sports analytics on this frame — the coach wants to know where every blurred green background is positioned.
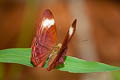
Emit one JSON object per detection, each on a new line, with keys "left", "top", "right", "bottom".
{"left": 0, "top": 0, "right": 120, "bottom": 80}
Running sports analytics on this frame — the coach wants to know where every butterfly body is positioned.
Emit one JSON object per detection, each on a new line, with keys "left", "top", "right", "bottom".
{"left": 47, "top": 43, "right": 62, "bottom": 67}
{"left": 31, "top": 9, "right": 77, "bottom": 71}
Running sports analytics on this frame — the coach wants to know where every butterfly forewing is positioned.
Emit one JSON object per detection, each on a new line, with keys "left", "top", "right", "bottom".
{"left": 47, "top": 19, "right": 77, "bottom": 71}
{"left": 31, "top": 9, "right": 57, "bottom": 67}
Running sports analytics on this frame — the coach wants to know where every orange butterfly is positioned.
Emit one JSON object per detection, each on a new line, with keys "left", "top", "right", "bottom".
{"left": 31, "top": 9, "right": 77, "bottom": 71}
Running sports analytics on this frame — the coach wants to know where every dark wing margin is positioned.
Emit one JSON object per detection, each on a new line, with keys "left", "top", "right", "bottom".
{"left": 31, "top": 9, "right": 57, "bottom": 67}
{"left": 47, "top": 19, "right": 77, "bottom": 71}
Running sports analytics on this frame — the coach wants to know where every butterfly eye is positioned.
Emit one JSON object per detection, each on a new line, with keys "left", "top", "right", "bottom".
{"left": 35, "top": 42, "right": 38, "bottom": 46}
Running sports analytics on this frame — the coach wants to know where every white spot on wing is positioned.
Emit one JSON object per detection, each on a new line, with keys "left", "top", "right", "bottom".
{"left": 69, "top": 26, "right": 74, "bottom": 36}
{"left": 42, "top": 18, "right": 55, "bottom": 28}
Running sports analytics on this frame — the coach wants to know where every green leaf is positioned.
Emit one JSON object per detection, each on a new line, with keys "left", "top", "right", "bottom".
{"left": 0, "top": 48, "right": 120, "bottom": 73}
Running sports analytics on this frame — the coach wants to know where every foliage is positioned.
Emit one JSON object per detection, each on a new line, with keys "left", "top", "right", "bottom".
{"left": 0, "top": 48, "right": 120, "bottom": 73}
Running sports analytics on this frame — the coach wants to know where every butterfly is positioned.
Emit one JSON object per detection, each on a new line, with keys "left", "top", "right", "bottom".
{"left": 31, "top": 9, "right": 77, "bottom": 71}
